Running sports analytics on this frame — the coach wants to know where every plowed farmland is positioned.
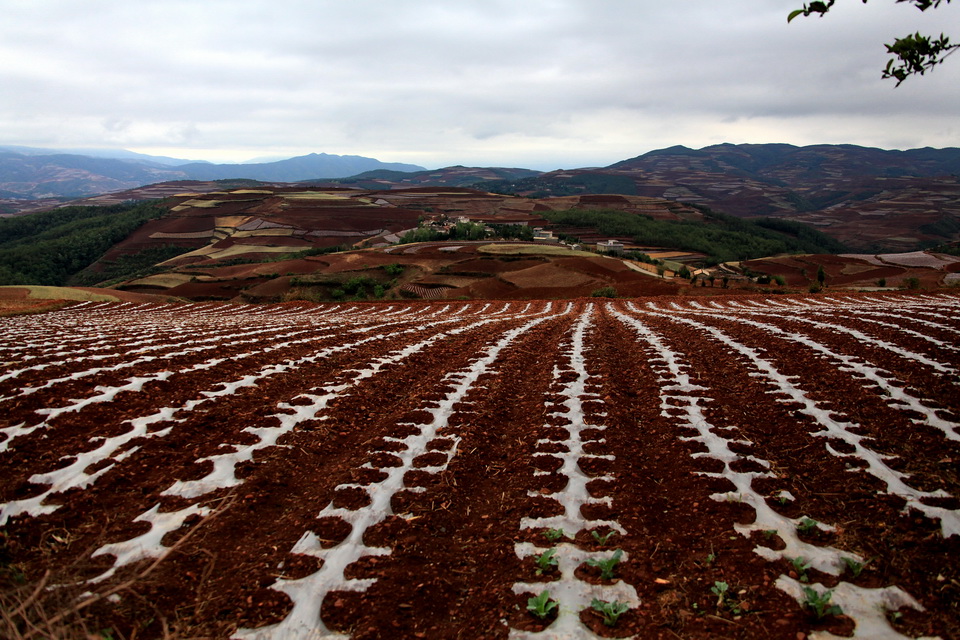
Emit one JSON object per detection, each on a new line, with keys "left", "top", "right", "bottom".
{"left": 1, "top": 294, "right": 958, "bottom": 639}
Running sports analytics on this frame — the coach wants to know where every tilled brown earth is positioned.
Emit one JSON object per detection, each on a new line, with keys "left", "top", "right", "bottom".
{"left": 1, "top": 294, "right": 958, "bottom": 639}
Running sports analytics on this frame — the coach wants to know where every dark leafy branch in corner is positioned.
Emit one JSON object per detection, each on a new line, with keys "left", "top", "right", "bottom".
{"left": 788, "top": 0, "right": 958, "bottom": 85}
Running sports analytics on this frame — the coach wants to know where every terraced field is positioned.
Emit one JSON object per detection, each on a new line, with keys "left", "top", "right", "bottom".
{"left": 1, "top": 294, "right": 958, "bottom": 639}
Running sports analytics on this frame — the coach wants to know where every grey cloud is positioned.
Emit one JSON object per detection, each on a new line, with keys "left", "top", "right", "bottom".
{"left": 0, "top": 0, "right": 957, "bottom": 169}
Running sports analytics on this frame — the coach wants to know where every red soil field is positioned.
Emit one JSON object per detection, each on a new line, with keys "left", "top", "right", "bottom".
{"left": 1, "top": 293, "right": 958, "bottom": 639}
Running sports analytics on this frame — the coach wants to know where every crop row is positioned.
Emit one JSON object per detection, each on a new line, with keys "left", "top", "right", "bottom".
{"left": 0, "top": 294, "right": 957, "bottom": 639}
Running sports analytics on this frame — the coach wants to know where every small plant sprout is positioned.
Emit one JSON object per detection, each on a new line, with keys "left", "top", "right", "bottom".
{"left": 704, "top": 547, "right": 716, "bottom": 565}
{"left": 842, "top": 556, "right": 871, "bottom": 578}
{"left": 591, "top": 529, "right": 616, "bottom": 546}
{"left": 791, "top": 557, "right": 813, "bottom": 582}
{"left": 763, "top": 529, "right": 778, "bottom": 540}
{"left": 710, "top": 581, "right": 729, "bottom": 607}
{"left": 710, "top": 581, "right": 744, "bottom": 614}
{"left": 587, "top": 549, "right": 623, "bottom": 580}
{"left": 544, "top": 528, "right": 566, "bottom": 542}
{"left": 590, "top": 598, "right": 630, "bottom": 627}
{"left": 534, "top": 548, "right": 559, "bottom": 575}
{"left": 797, "top": 517, "right": 819, "bottom": 533}
{"left": 801, "top": 586, "right": 843, "bottom": 620}
{"left": 527, "top": 590, "right": 558, "bottom": 620}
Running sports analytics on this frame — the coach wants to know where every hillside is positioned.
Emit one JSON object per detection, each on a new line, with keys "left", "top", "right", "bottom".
{"left": 480, "top": 144, "right": 960, "bottom": 252}
{"left": 4, "top": 143, "right": 959, "bottom": 253}
{"left": 4, "top": 184, "right": 955, "bottom": 303}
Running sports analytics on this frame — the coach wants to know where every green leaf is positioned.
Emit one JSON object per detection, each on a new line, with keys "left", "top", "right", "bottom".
{"left": 787, "top": 9, "right": 805, "bottom": 22}
{"left": 527, "top": 590, "right": 558, "bottom": 620}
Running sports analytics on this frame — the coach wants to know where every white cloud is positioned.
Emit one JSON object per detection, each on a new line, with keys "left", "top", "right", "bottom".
{"left": 1, "top": 0, "right": 957, "bottom": 169}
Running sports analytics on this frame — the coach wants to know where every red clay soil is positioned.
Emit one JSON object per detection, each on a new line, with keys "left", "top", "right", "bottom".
{"left": 744, "top": 254, "right": 959, "bottom": 289}
{"left": 1, "top": 293, "right": 958, "bottom": 639}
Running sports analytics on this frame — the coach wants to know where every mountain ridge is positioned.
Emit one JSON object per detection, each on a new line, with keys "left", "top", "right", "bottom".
{"left": 0, "top": 149, "right": 427, "bottom": 200}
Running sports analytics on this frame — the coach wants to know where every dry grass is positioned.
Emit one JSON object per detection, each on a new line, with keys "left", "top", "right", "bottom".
{"left": 0, "top": 286, "right": 120, "bottom": 303}
{"left": 1, "top": 494, "right": 237, "bottom": 640}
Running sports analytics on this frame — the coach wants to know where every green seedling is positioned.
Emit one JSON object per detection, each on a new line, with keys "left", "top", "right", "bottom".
{"left": 534, "top": 548, "right": 559, "bottom": 575}
{"left": 527, "top": 590, "right": 558, "bottom": 620}
{"left": 586, "top": 549, "right": 623, "bottom": 580}
{"left": 842, "top": 556, "right": 871, "bottom": 578}
{"left": 710, "top": 581, "right": 744, "bottom": 614}
{"left": 710, "top": 580, "right": 729, "bottom": 602}
{"left": 763, "top": 529, "right": 778, "bottom": 540}
{"left": 791, "top": 557, "right": 812, "bottom": 582}
{"left": 801, "top": 586, "right": 842, "bottom": 620}
{"left": 590, "top": 598, "right": 630, "bottom": 627}
{"left": 591, "top": 529, "right": 616, "bottom": 546}
{"left": 797, "top": 517, "right": 819, "bottom": 534}
{"left": 544, "top": 528, "right": 566, "bottom": 542}
{"left": 704, "top": 547, "right": 716, "bottom": 565}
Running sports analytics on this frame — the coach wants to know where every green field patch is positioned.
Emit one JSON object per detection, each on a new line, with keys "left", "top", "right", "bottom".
{"left": 477, "top": 243, "right": 595, "bottom": 257}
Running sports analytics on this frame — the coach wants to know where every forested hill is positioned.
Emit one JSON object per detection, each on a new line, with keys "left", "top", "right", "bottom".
{"left": 477, "top": 144, "right": 960, "bottom": 252}
{"left": 0, "top": 188, "right": 847, "bottom": 288}
{"left": 0, "top": 202, "right": 169, "bottom": 286}
{"left": 540, "top": 207, "right": 846, "bottom": 265}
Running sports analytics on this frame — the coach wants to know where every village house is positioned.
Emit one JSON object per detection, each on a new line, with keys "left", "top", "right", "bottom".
{"left": 596, "top": 239, "right": 624, "bottom": 254}
{"left": 533, "top": 227, "right": 556, "bottom": 242}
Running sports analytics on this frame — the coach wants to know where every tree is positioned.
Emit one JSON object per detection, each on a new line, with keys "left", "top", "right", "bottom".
{"left": 788, "top": 1, "right": 958, "bottom": 84}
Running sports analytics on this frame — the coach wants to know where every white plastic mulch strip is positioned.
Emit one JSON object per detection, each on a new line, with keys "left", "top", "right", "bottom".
{"left": 235, "top": 313, "right": 558, "bottom": 640}
{"left": 86, "top": 503, "right": 212, "bottom": 585}
{"left": 611, "top": 305, "right": 857, "bottom": 573}
{"left": 510, "top": 306, "right": 640, "bottom": 639}
{"left": 162, "top": 314, "right": 510, "bottom": 500}
{"left": 0, "top": 316, "right": 428, "bottom": 523}
{"left": 0, "top": 324, "right": 339, "bottom": 456}
{"left": 716, "top": 313, "right": 959, "bottom": 443}
{"left": 776, "top": 577, "right": 927, "bottom": 640}
{"left": 639, "top": 307, "right": 960, "bottom": 538}
{"left": 614, "top": 304, "right": 929, "bottom": 640}
{"left": 3, "top": 324, "right": 312, "bottom": 400}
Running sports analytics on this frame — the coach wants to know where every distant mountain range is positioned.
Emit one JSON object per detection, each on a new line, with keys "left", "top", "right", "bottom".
{"left": 478, "top": 143, "right": 960, "bottom": 251}
{"left": 2, "top": 143, "right": 959, "bottom": 251}
{"left": 0, "top": 147, "right": 426, "bottom": 199}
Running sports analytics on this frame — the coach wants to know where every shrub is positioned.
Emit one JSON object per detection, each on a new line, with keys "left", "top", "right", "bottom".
{"left": 901, "top": 277, "right": 921, "bottom": 290}
{"left": 591, "top": 286, "right": 618, "bottom": 298}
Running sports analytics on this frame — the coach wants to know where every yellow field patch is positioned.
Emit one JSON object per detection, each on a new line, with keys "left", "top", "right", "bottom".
{"left": 282, "top": 192, "right": 348, "bottom": 200}
{"left": 646, "top": 251, "right": 696, "bottom": 259}
{"left": 215, "top": 216, "right": 254, "bottom": 229}
{"left": 176, "top": 199, "right": 223, "bottom": 209}
{"left": 157, "top": 245, "right": 220, "bottom": 264}
{"left": 232, "top": 228, "right": 296, "bottom": 238}
{"left": 127, "top": 273, "right": 198, "bottom": 289}
{"left": 2, "top": 285, "right": 121, "bottom": 302}
{"left": 149, "top": 231, "right": 215, "bottom": 239}
{"left": 207, "top": 245, "right": 300, "bottom": 260}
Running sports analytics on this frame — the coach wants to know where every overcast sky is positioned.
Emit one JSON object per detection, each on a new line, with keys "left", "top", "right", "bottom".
{"left": 2, "top": 0, "right": 958, "bottom": 170}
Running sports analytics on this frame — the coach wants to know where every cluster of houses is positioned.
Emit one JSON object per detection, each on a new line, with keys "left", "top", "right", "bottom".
{"left": 416, "top": 214, "right": 719, "bottom": 281}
